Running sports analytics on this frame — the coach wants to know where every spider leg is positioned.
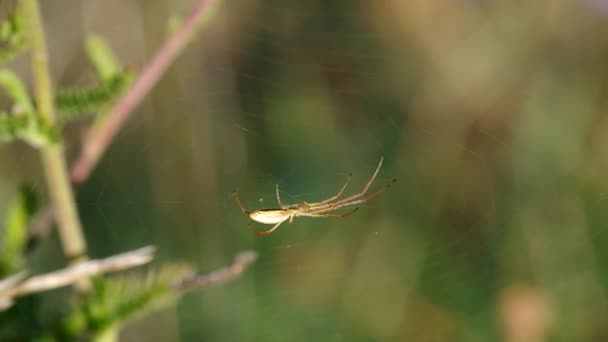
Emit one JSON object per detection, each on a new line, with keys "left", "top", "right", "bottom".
{"left": 310, "top": 178, "right": 397, "bottom": 214}
{"left": 249, "top": 219, "right": 287, "bottom": 236}
{"left": 309, "top": 157, "right": 385, "bottom": 210}
{"left": 305, "top": 173, "right": 352, "bottom": 206}
{"left": 299, "top": 207, "right": 359, "bottom": 218}
{"left": 275, "top": 184, "right": 283, "bottom": 207}
{"left": 232, "top": 191, "right": 250, "bottom": 214}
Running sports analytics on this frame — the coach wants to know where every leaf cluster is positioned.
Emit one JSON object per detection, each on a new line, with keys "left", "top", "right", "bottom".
{"left": 0, "top": 31, "right": 132, "bottom": 148}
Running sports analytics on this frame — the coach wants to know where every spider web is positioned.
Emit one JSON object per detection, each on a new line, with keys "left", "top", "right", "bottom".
{"left": 2, "top": 1, "right": 608, "bottom": 341}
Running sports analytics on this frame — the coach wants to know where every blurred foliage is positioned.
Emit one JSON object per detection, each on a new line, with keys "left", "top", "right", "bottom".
{"left": 0, "top": 111, "right": 58, "bottom": 147}
{"left": 0, "top": 185, "right": 37, "bottom": 275}
{"left": 52, "top": 265, "right": 191, "bottom": 341}
{"left": 0, "top": 70, "right": 58, "bottom": 147}
{"left": 2, "top": 0, "right": 608, "bottom": 341}
{"left": 0, "top": 7, "right": 26, "bottom": 63}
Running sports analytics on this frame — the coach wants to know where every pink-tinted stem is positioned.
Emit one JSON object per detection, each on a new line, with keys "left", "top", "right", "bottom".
{"left": 70, "top": 0, "right": 212, "bottom": 183}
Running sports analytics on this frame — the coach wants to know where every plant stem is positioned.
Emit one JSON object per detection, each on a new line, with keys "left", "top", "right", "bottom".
{"left": 21, "top": 0, "right": 88, "bottom": 274}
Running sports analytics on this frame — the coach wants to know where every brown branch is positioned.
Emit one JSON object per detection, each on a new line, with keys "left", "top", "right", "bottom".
{"left": 172, "top": 251, "right": 257, "bottom": 292}
{"left": 0, "top": 246, "right": 155, "bottom": 310}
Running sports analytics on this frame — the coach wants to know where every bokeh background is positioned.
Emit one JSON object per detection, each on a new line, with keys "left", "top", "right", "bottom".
{"left": 2, "top": 0, "right": 608, "bottom": 341}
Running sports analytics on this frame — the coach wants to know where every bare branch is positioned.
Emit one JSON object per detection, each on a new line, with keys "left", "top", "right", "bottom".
{"left": 172, "top": 251, "right": 257, "bottom": 292}
{"left": 0, "top": 246, "right": 155, "bottom": 310}
{"left": 0, "top": 272, "right": 27, "bottom": 293}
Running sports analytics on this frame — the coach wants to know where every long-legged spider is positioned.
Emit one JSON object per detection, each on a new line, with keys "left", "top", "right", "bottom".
{"left": 232, "top": 157, "right": 396, "bottom": 236}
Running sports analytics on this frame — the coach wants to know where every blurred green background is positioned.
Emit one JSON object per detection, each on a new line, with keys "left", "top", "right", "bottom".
{"left": 2, "top": 0, "right": 608, "bottom": 341}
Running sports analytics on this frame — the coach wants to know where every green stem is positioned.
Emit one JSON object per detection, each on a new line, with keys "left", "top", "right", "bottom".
{"left": 20, "top": 0, "right": 88, "bottom": 278}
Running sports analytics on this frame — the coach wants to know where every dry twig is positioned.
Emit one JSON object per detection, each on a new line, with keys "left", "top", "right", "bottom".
{"left": 0, "top": 246, "right": 155, "bottom": 310}
{"left": 1, "top": 248, "right": 258, "bottom": 311}
{"left": 172, "top": 251, "right": 257, "bottom": 292}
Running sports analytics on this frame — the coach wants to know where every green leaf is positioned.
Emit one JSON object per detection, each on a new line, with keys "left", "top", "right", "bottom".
{"left": 85, "top": 35, "right": 121, "bottom": 83}
{"left": 0, "top": 69, "right": 34, "bottom": 113}
{"left": 0, "top": 186, "right": 38, "bottom": 275}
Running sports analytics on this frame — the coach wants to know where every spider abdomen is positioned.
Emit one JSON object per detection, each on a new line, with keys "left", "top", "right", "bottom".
{"left": 249, "top": 209, "right": 289, "bottom": 224}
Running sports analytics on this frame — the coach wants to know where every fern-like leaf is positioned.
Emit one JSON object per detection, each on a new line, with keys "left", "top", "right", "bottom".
{"left": 56, "top": 73, "right": 131, "bottom": 119}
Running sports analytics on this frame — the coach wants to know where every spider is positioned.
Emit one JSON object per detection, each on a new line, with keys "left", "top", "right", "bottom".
{"left": 232, "top": 157, "right": 397, "bottom": 236}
